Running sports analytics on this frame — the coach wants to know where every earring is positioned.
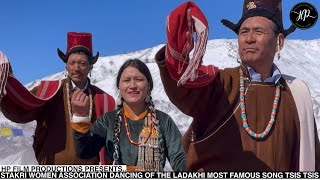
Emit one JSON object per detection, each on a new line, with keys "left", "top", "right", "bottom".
{"left": 277, "top": 45, "right": 280, "bottom": 60}
{"left": 277, "top": 45, "right": 281, "bottom": 60}
{"left": 145, "top": 92, "right": 151, "bottom": 103}
{"left": 116, "top": 93, "right": 123, "bottom": 106}
{"left": 65, "top": 70, "right": 67, "bottom": 77}
{"left": 236, "top": 51, "right": 242, "bottom": 64}
{"left": 277, "top": 36, "right": 281, "bottom": 60}
{"left": 89, "top": 65, "right": 93, "bottom": 78}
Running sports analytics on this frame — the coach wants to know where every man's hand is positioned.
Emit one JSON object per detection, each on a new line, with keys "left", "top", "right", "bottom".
{"left": 71, "top": 89, "right": 89, "bottom": 117}
{"left": 181, "top": 8, "right": 195, "bottom": 60}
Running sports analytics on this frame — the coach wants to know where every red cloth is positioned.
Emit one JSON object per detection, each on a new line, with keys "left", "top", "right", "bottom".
{"left": 6, "top": 76, "right": 60, "bottom": 110}
{"left": 165, "top": 1, "right": 219, "bottom": 88}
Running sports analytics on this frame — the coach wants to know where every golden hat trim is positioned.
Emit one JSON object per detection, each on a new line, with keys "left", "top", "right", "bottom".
{"left": 246, "top": 1, "right": 257, "bottom": 10}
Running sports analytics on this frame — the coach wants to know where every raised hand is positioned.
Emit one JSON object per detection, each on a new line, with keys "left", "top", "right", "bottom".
{"left": 181, "top": 9, "right": 195, "bottom": 60}
{"left": 71, "top": 89, "right": 89, "bottom": 117}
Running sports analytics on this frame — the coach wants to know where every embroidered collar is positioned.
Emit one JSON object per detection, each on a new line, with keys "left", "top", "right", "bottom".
{"left": 123, "top": 103, "right": 148, "bottom": 120}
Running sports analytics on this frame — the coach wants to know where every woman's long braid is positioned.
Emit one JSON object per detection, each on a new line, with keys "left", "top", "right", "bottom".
{"left": 112, "top": 97, "right": 124, "bottom": 165}
{"left": 148, "top": 95, "right": 165, "bottom": 171}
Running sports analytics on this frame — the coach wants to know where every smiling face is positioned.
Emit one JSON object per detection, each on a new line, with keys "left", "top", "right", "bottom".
{"left": 119, "top": 66, "right": 149, "bottom": 107}
{"left": 66, "top": 52, "right": 91, "bottom": 88}
{"left": 238, "top": 16, "right": 280, "bottom": 68}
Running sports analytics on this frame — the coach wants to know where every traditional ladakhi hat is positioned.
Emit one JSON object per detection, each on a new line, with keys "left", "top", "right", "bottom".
{"left": 57, "top": 32, "right": 99, "bottom": 64}
{"left": 221, "top": 0, "right": 296, "bottom": 37}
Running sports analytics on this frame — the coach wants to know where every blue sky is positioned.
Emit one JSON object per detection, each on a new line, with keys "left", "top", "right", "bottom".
{"left": 0, "top": 0, "right": 319, "bottom": 84}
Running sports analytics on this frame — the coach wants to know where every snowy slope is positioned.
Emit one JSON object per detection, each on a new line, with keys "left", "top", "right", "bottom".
{"left": 0, "top": 39, "right": 319, "bottom": 168}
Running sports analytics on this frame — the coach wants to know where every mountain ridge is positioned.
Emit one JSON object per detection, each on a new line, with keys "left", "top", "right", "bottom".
{"left": 1, "top": 39, "right": 319, "bottom": 167}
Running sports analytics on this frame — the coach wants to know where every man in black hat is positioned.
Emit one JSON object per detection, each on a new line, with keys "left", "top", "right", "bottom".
{"left": 155, "top": 0, "right": 320, "bottom": 171}
{"left": 0, "top": 32, "right": 115, "bottom": 165}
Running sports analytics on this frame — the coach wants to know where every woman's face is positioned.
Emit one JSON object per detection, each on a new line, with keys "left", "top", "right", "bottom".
{"left": 119, "top": 66, "right": 148, "bottom": 107}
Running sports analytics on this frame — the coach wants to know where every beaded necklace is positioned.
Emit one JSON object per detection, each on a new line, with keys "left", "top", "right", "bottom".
{"left": 239, "top": 68, "right": 281, "bottom": 139}
{"left": 65, "top": 81, "right": 93, "bottom": 121}
{"left": 122, "top": 112, "right": 153, "bottom": 146}
{"left": 113, "top": 104, "right": 162, "bottom": 171}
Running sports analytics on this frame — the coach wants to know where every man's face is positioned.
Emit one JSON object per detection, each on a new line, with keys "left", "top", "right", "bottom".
{"left": 66, "top": 52, "right": 91, "bottom": 86}
{"left": 238, "top": 16, "right": 278, "bottom": 67}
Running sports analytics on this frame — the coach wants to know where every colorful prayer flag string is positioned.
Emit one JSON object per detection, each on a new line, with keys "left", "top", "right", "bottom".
{"left": 0, "top": 128, "right": 23, "bottom": 137}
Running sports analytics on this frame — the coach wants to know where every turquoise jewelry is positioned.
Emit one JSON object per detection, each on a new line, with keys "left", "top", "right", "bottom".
{"left": 239, "top": 69, "right": 281, "bottom": 139}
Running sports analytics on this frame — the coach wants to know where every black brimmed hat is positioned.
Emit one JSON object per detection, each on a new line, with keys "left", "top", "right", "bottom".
{"left": 221, "top": 0, "right": 296, "bottom": 37}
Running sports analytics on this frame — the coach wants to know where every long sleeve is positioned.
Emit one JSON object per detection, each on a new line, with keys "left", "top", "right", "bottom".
{"left": 0, "top": 86, "right": 39, "bottom": 123}
{"left": 73, "top": 114, "right": 108, "bottom": 159}
{"left": 155, "top": 46, "right": 220, "bottom": 119}
{"left": 158, "top": 110, "right": 186, "bottom": 171}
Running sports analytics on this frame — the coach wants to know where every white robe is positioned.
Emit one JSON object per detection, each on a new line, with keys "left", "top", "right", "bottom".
{"left": 283, "top": 75, "right": 317, "bottom": 171}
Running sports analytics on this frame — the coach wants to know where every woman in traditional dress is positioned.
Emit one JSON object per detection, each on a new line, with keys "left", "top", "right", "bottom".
{"left": 72, "top": 59, "right": 186, "bottom": 171}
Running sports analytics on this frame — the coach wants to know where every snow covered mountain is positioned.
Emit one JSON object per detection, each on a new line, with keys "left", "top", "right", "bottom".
{"left": 1, "top": 39, "right": 320, "bottom": 167}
